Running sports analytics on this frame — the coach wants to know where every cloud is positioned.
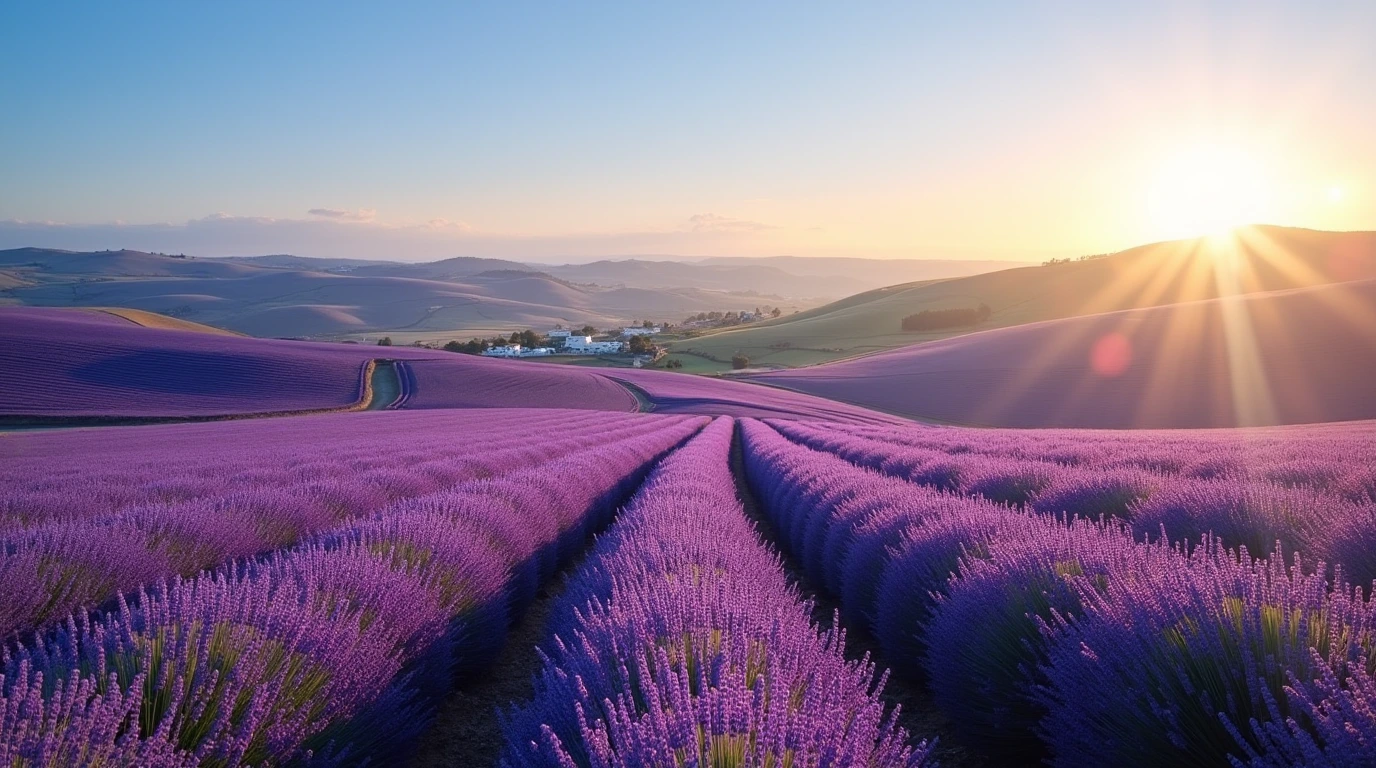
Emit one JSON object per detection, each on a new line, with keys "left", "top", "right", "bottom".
{"left": 421, "top": 217, "right": 473, "bottom": 232}
{"left": 307, "top": 207, "right": 377, "bottom": 222}
{"left": 686, "top": 213, "right": 777, "bottom": 234}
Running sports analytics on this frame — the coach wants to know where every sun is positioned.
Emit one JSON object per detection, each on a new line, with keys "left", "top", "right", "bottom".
{"left": 1144, "top": 142, "right": 1277, "bottom": 240}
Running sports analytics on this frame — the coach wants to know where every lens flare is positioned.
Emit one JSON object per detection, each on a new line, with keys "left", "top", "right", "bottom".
{"left": 1090, "top": 332, "right": 1132, "bottom": 377}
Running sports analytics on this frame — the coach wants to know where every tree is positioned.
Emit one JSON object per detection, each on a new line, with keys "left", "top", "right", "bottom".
{"left": 900, "top": 303, "right": 992, "bottom": 332}
{"left": 665, "top": 358, "right": 684, "bottom": 369}
{"left": 731, "top": 353, "right": 750, "bottom": 370}
{"left": 444, "top": 339, "right": 489, "bottom": 355}
{"left": 771, "top": 307, "right": 782, "bottom": 318}
{"left": 627, "top": 335, "right": 652, "bottom": 355}
{"left": 377, "top": 337, "right": 393, "bottom": 346}
{"left": 577, "top": 325, "right": 598, "bottom": 336}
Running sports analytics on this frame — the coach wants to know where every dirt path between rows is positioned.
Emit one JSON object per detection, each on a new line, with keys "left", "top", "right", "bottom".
{"left": 367, "top": 360, "right": 403, "bottom": 410}
{"left": 727, "top": 423, "right": 981, "bottom": 768}
{"left": 409, "top": 550, "right": 583, "bottom": 767}
{"left": 605, "top": 377, "right": 656, "bottom": 413}
{"left": 411, "top": 425, "right": 699, "bottom": 766}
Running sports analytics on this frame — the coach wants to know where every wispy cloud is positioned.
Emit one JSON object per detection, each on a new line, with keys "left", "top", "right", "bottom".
{"left": 307, "top": 207, "right": 377, "bottom": 222}
{"left": 686, "top": 213, "right": 778, "bottom": 234}
{"left": 421, "top": 217, "right": 473, "bottom": 232}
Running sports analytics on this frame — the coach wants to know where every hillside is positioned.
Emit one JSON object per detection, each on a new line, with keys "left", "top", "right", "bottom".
{"left": 0, "top": 248, "right": 800, "bottom": 338}
{"left": 0, "top": 306, "right": 895, "bottom": 423}
{"left": 696, "top": 254, "right": 1036, "bottom": 285}
{"left": 751, "top": 277, "right": 1376, "bottom": 428}
{"left": 669, "top": 226, "right": 1376, "bottom": 371}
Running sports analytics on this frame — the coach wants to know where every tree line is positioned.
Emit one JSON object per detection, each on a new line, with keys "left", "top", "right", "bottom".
{"left": 900, "top": 303, "right": 992, "bottom": 332}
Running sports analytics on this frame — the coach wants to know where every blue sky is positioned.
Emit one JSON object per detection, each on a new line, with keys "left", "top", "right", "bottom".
{"left": 2, "top": 1, "right": 1373, "bottom": 261}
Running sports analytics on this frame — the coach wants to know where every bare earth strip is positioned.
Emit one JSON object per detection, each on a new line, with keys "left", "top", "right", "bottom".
{"left": 410, "top": 523, "right": 607, "bottom": 766}
{"left": 93, "top": 307, "right": 246, "bottom": 336}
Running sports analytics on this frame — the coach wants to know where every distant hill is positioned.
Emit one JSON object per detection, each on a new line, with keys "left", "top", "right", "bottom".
{"left": 0, "top": 248, "right": 805, "bottom": 338}
{"left": 215, "top": 253, "right": 1029, "bottom": 298}
{"left": 670, "top": 226, "right": 1376, "bottom": 371}
{"left": 218, "top": 254, "right": 396, "bottom": 271}
{"left": 752, "top": 277, "right": 1376, "bottom": 428}
{"left": 696, "top": 255, "right": 1037, "bottom": 285}
{"left": 0, "top": 247, "right": 260, "bottom": 278}
{"left": 0, "top": 246, "right": 1029, "bottom": 338}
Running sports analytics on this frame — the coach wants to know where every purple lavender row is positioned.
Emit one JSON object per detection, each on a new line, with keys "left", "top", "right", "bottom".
{"left": 0, "top": 308, "right": 642, "bottom": 417}
{"left": 740, "top": 419, "right": 1376, "bottom": 766}
{"left": 502, "top": 418, "right": 931, "bottom": 767}
{"left": 2, "top": 409, "right": 647, "bottom": 530}
{"left": 798, "top": 418, "right": 1376, "bottom": 492}
{"left": 1, "top": 413, "right": 684, "bottom": 641}
{"left": 1, "top": 411, "right": 672, "bottom": 537}
{"left": 768, "top": 419, "right": 1376, "bottom": 587}
{"left": 0, "top": 417, "right": 707, "bottom": 766}
{"left": 601, "top": 367, "right": 904, "bottom": 424}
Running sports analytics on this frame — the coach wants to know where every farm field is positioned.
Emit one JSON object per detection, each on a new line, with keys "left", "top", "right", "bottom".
{"left": 752, "top": 278, "right": 1376, "bottom": 428}
{"left": 4, "top": 321, "right": 1376, "bottom": 765}
{"left": 0, "top": 306, "right": 895, "bottom": 423}
{"left": 11, "top": 4, "right": 1376, "bottom": 766}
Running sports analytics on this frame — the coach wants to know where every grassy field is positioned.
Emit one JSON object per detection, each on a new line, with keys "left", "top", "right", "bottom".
{"left": 667, "top": 226, "right": 1376, "bottom": 371}
{"left": 96, "top": 307, "right": 245, "bottom": 336}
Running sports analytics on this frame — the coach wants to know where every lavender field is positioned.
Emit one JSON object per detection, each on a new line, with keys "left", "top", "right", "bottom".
{"left": 5, "top": 309, "right": 1376, "bottom": 766}
{"left": 11, "top": 3, "right": 1376, "bottom": 764}
{"left": 0, "top": 307, "right": 882, "bottom": 422}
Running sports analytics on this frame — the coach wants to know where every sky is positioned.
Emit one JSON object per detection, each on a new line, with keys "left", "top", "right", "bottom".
{"left": 2, "top": 1, "right": 1374, "bottom": 263}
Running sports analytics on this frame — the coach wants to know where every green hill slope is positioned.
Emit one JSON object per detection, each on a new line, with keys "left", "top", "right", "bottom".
{"left": 666, "top": 225, "right": 1376, "bottom": 372}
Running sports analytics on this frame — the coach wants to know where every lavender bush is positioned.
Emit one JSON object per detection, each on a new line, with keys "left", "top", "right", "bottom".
{"left": 502, "top": 418, "right": 931, "bottom": 767}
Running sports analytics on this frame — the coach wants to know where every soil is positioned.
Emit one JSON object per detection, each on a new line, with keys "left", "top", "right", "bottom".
{"left": 409, "top": 568, "right": 575, "bottom": 767}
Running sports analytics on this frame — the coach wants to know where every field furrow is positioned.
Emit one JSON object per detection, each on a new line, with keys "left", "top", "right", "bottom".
{"left": 740, "top": 418, "right": 1376, "bottom": 766}
{"left": 501, "top": 418, "right": 932, "bottom": 766}
{"left": 1, "top": 415, "right": 706, "bottom": 765}
{"left": 1, "top": 412, "right": 693, "bottom": 641}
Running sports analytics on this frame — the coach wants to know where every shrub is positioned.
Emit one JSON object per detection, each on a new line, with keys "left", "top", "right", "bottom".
{"left": 923, "top": 518, "right": 1160, "bottom": 760}
{"left": 900, "top": 303, "right": 991, "bottom": 332}
{"left": 1038, "top": 543, "right": 1376, "bottom": 768}
{"left": 1128, "top": 478, "right": 1347, "bottom": 558}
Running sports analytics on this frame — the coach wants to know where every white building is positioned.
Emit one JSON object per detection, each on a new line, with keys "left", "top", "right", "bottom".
{"left": 621, "top": 326, "right": 660, "bottom": 337}
{"left": 482, "top": 345, "right": 559, "bottom": 358}
{"left": 548, "top": 329, "right": 571, "bottom": 339}
{"left": 564, "top": 336, "right": 624, "bottom": 354}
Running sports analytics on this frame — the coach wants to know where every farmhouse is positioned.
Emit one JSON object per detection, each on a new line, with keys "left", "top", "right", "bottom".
{"left": 565, "top": 336, "right": 624, "bottom": 354}
{"left": 548, "top": 329, "right": 571, "bottom": 339}
{"left": 621, "top": 326, "right": 660, "bottom": 337}
{"left": 481, "top": 345, "right": 555, "bottom": 358}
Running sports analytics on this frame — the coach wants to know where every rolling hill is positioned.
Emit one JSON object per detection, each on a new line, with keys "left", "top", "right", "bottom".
{"left": 0, "top": 248, "right": 810, "bottom": 338}
{"left": 750, "top": 277, "right": 1376, "bottom": 428}
{"left": 669, "top": 226, "right": 1376, "bottom": 371}
{"left": 0, "top": 306, "right": 896, "bottom": 423}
